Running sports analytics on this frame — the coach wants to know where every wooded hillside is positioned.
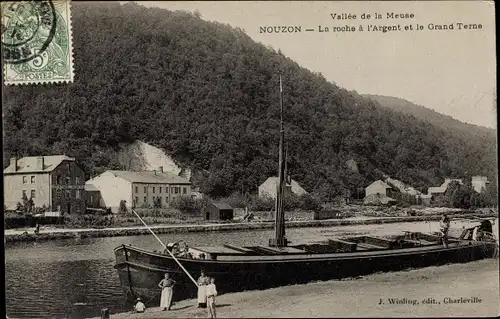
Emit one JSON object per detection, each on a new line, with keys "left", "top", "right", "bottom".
{"left": 3, "top": 2, "right": 497, "bottom": 200}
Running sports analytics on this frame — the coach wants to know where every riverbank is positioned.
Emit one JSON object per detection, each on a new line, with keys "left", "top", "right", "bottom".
{"left": 93, "top": 258, "right": 499, "bottom": 318}
{"left": 5, "top": 212, "right": 497, "bottom": 243}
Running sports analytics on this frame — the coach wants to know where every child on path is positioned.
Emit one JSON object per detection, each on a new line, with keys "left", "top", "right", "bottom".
{"left": 205, "top": 277, "right": 217, "bottom": 318}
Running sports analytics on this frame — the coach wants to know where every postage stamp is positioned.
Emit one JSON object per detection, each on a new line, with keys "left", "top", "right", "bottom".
{"left": 1, "top": 0, "right": 73, "bottom": 85}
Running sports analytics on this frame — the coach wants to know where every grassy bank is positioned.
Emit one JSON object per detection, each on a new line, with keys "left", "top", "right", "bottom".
{"left": 93, "top": 258, "right": 499, "bottom": 318}
{"left": 5, "top": 212, "right": 497, "bottom": 243}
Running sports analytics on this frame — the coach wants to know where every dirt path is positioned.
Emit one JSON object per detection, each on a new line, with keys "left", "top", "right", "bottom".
{"left": 98, "top": 259, "right": 499, "bottom": 318}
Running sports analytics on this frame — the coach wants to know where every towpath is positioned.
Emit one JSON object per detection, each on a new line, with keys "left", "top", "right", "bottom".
{"left": 91, "top": 258, "right": 499, "bottom": 318}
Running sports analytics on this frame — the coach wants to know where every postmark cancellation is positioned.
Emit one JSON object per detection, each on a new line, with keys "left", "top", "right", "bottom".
{"left": 2, "top": 0, "right": 74, "bottom": 85}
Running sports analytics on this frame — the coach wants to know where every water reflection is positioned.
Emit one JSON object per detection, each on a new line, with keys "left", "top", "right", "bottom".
{"left": 5, "top": 219, "right": 497, "bottom": 318}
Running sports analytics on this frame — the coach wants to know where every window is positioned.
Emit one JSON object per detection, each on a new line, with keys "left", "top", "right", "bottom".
{"left": 76, "top": 177, "right": 80, "bottom": 185}
{"left": 183, "top": 187, "right": 187, "bottom": 194}
{"left": 66, "top": 177, "right": 70, "bottom": 185}
{"left": 144, "top": 187, "right": 147, "bottom": 193}
{"left": 153, "top": 187, "right": 155, "bottom": 194}
{"left": 144, "top": 197, "right": 147, "bottom": 204}
{"left": 158, "top": 197, "right": 162, "bottom": 205}
{"left": 31, "top": 176, "right": 35, "bottom": 184}
{"left": 165, "top": 187, "right": 169, "bottom": 194}
{"left": 175, "top": 187, "right": 179, "bottom": 194}
{"left": 76, "top": 190, "right": 80, "bottom": 199}
{"left": 90, "top": 195, "right": 94, "bottom": 203}
{"left": 56, "top": 176, "right": 61, "bottom": 184}
{"left": 31, "top": 190, "right": 36, "bottom": 199}
{"left": 159, "top": 187, "right": 162, "bottom": 193}
{"left": 67, "top": 163, "right": 71, "bottom": 173}
{"left": 23, "top": 176, "right": 27, "bottom": 184}
{"left": 135, "top": 186, "right": 138, "bottom": 193}
{"left": 22, "top": 190, "right": 27, "bottom": 198}
{"left": 135, "top": 197, "right": 139, "bottom": 206}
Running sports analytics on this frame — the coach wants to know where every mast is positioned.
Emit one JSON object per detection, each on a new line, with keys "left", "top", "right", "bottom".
{"left": 270, "top": 74, "right": 287, "bottom": 247}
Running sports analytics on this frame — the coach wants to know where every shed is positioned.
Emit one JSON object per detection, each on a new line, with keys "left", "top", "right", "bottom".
{"left": 203, "top": 202, "right": 234, "bottom": 221}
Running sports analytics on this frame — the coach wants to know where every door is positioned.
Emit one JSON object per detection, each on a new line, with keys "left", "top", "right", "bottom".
{"left": 205, "top": 211, "right": 210, "bottom": 220}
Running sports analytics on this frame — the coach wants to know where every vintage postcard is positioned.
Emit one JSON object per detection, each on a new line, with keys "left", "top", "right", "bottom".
{"left": 2, "top": 1, "right": 74, "bottom": 84}
{"left": 3, "top": 1, "right": 498, "bottom": 318}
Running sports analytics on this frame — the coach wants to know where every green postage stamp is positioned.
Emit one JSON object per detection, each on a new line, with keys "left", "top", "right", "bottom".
{"left": 2, "top": 0, "right": 74, "bottom": 84}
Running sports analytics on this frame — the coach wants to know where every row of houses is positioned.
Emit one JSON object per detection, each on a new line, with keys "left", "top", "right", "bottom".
{"left": 3, "top": 155, "right": 309, "bottom": 216}
{"left": 364, "top": 176, "right": 490, "bottom": 206}
{"left": 5, "top": 155, "right": 490, "bottom": 214}
{"left": 3, "top": 155, "right": 194, "bottom": 214}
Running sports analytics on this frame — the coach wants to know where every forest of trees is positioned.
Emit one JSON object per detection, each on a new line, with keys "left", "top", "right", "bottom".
{"left": 3, "top": 2, "right": 497, "bottom": 202}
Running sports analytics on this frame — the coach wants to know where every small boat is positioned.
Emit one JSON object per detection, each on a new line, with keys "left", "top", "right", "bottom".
{"left": 113, "top": 76, "right": 498, "bottom": 302}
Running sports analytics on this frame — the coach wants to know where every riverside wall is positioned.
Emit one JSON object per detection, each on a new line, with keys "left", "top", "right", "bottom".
{"left": 4, "top": 212, "right": 497, "bottom": 243}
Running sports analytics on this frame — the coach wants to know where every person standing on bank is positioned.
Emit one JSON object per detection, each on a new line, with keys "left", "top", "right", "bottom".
{"left": 439, "top": 214, "right": 450, "bottom": 248}
{"left": 206, "top": 277, "right": 218, "bottom": 318}
{"left": 197, "top": 270, "right": 209, "bottom": 308}
{"left": 158, "top": 273, "right": 176, "bottom": 311}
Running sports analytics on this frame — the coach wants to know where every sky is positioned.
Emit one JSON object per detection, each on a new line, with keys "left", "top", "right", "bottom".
{"left": 139, "top": 1, "right": 496, "bottom": 129}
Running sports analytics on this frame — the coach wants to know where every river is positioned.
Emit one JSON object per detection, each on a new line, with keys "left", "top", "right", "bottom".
{"left": 5, "top": 218, "right": 498, "bottom": 319}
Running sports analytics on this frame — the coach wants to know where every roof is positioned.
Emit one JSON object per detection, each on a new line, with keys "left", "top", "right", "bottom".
{"left": 85, "top": 183, "right": 100, "bottom": 191}
{"left": 261, "top": 176, "right": 292, "bottom": 186}
{"left": 106, "top": 170, "right": 191, "bottom": 184}
{"left": 367, "top": 180, "right": 391, "bottom": 189}
{"left": 210, "top": 202, "right": 233, "bottom": 210}
{"left": 259, "top": 177, "right": 308, "bottom": 195}
{"left": 4, "top": 155, "right": 76, "bottom": 174}
{"left": 419, "top": 194, "right": 432, "bottom": 199}
{"left": 427, "top": 186, "right": 446, "bottom": 194}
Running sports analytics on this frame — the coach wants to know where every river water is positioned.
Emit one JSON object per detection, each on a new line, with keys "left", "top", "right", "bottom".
{"left": 5, "top": 218, "right": 498, "bottom": 319}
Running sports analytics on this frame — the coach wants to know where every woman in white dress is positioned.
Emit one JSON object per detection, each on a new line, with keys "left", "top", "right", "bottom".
{"left": 197, "top": 270, "right": 209, "bottom": 308}
{"left": 158, "top": 273, "right": 176, "bottom": 311}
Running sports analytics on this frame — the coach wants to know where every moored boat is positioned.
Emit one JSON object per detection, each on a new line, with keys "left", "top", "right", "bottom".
{"left": 114, "top": 228, "right": 497, "bottom": 302}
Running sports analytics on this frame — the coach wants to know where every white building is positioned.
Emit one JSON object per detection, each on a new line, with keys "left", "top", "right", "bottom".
{"left": 471, "top": 176, "right": 490, "bottom": 193}
{"left": 258, "top": 177, "right": 308, "bottom": 199}
{"left": 365, "top": 180, "right": 392, "bottom": 197}
{"left": 86, "top": 168, "right": 191, "bottom": 212}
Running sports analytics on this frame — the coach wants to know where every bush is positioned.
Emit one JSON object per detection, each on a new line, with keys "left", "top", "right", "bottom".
{"left": 248, "top": 195, "right": 274, "bottom": 211}
{"left": 170, "top": 195, "right": 207, "bottom": 214}
{"left": 64, "top": 214, "right": 115, "bottom": 228}
{"left": 298, "top": 194, "right": 322, "bottom": 212}
{"left": 223, "top": 192, "right": 251, "bottom": 208}
{"left": 246, "top": 193, "right": 322, "bottom": 212}
{"left": 118, "top": 200, "right": 128, "bottom": 214}
{"left": 153, "top": 197, "right": 162, "bottom": 208}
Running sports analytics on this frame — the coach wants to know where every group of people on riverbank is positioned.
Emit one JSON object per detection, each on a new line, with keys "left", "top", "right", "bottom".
{"left": 133, "top": 270, "right": 218, "bottom": 318}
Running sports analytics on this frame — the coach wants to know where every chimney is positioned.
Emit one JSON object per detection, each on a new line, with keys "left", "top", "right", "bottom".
{"left": 153, "top": 170, "right": 157, "bottom": 176}
{"left": 36, "top": 156, "right": 44, "bottom": 170}
{"left": 158, "top": 166, "right": 163, "bottom": 173}
{"left": 10, "top": 157, "right": 17, "bottom": 172}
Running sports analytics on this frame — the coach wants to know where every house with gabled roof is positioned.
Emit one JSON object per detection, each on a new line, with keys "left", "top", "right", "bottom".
{"left": 3, "top": 155, "right": 86, "bottom": 214}
{"left": 258, "top": 176, "right": 308, "bottom": 199}
{"left": 365, "top": 180, "right": 393, "bottom": 197}
{"left": 85, "top": 167, "right": 191, "bottom": 212}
